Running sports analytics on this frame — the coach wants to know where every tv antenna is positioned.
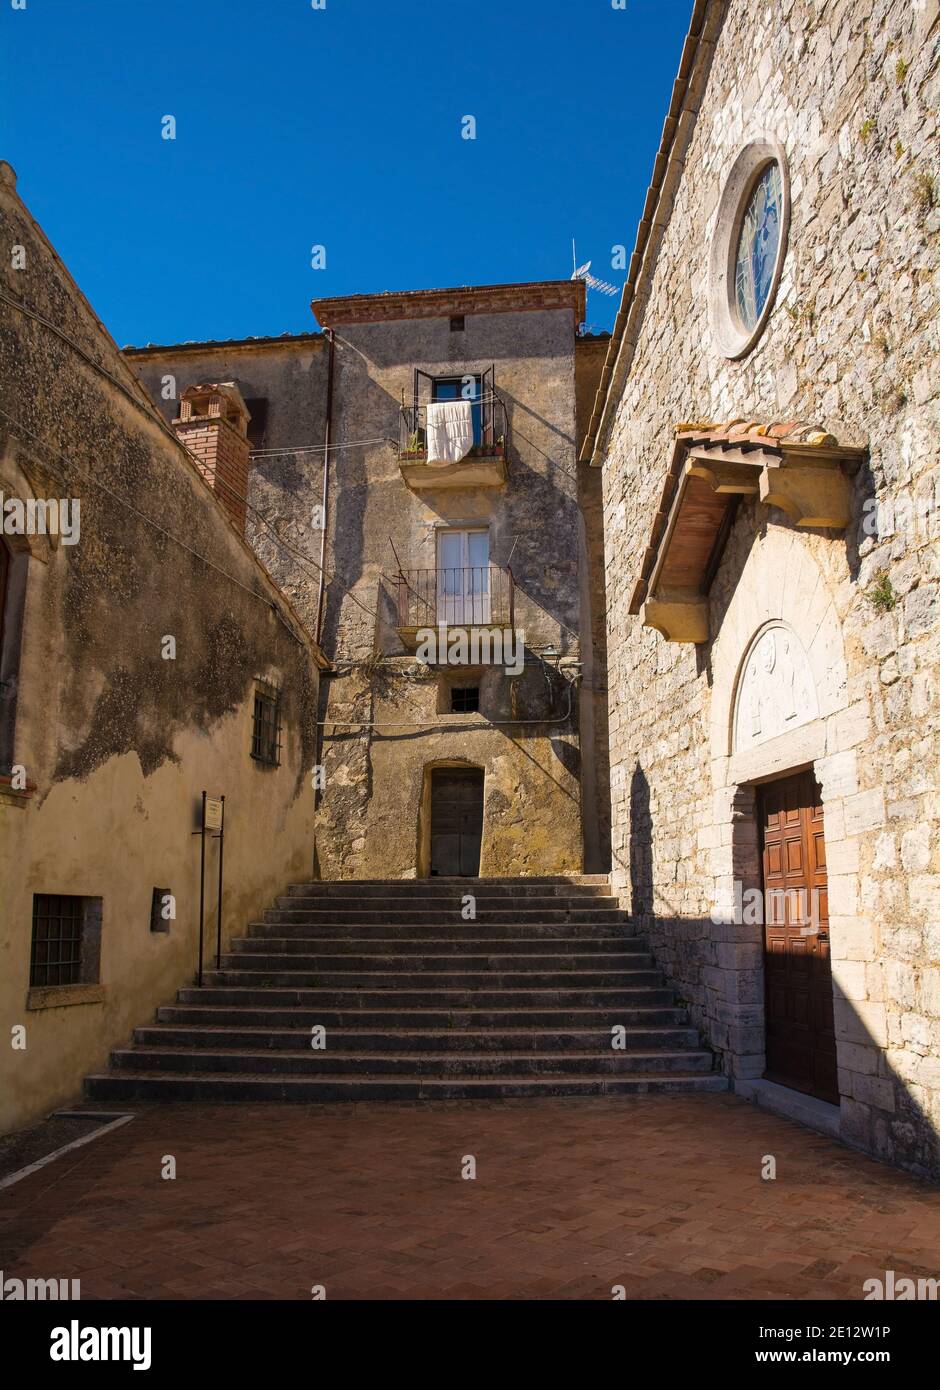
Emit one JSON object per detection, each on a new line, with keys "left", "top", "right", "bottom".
{"left": 570, "top": 238, "right": 619, "bottom": 297}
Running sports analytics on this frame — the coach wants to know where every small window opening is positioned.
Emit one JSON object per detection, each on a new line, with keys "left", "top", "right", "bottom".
{"left": 150, "top": 888, "right": 172, "bottom": 934}
{"left": 251, "top": 681, "right": 281, "bottom": 766}
{"left": 450, "top": 686, "right": 480, "bottom": 714}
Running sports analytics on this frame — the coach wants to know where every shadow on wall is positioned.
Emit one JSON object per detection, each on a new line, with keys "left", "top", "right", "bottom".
{"left": 630, "top": 763, "right": 652, "bottom": 917}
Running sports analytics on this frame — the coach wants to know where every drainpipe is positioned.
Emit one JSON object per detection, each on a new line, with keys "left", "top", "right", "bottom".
{"left": 312, "top": 327, "right": 336, "bottom": 880}
{"left": 314, "top": 326, "right": 335, "bottom": 647}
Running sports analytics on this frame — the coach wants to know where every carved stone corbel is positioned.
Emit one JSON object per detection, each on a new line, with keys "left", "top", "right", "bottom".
{"left": 758, "top": 462, "right": 851, "bottom": 529}
{"left": 639, "top": 595, "right": 709, "bottom": 644}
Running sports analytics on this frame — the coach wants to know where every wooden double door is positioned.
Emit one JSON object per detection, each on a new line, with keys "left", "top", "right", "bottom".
{"left": 759, "top": 771, "right": 838, "bottom": 1103}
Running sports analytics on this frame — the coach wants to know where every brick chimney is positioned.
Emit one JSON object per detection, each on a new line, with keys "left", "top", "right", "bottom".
{"left": 173, "top": 382, "right": 251, "bottom": 531}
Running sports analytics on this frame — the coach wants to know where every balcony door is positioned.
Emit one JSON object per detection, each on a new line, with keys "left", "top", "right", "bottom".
{"left": 437, "top": 529, "right": 490, "bottom": 625}
{"left": 431, "top": 375, "right": 482, "bottom": 446}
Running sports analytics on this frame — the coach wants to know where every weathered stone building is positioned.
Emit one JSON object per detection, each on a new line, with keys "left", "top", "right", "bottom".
{"left": 0, "top": 165, "right": 327, "bottom": 1132}
{"left": 2, "top": 0, "right": 936, "bottom": 1182}
{"left": 583, "top": 0, "right": 940, "bottom": 1176}
{"left": 129, "top": 285, "right": 612, "bottom": 880}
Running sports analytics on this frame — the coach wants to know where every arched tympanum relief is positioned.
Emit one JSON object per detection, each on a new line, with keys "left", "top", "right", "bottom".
{"left": 732, "top": 622, "right": 818, "bottom": 754}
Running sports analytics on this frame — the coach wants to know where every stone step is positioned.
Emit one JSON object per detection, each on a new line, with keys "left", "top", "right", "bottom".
{"left": 135, "top": 1024, "right": 701, "bottom": 1052}
{"left": 283, "top": 883, "right": 616, "bottom": 897}
{"left": 85, "top": 1071, "right": 729, "bottom": 1102}
{"left": 221, "top": 951, "right": 654, "bottom": 972}
{"left": 288, "top": 876, "right": 612, "bottom": 891}
{"left": 83, "top": 873, "right": 719, "bottom": 1104}
{"left": 276, "top": 894, "right": 620, "bottom": 912}
{"left": 109, "top": 1047, "right": 715, "bottom": 1077}
{"left": 156, "top": 1003, "right": 691, "bottom": 1028}
{"left": 247, "top": 921, "right": 635, "bottom": 940}
{"left": 203, "top": 968, "right": 663, "bottom": 990}
{"left": 262, "top": 908, "right": 629, "bottom": 924}
{"left": 231, "top": 936, "right": 647, "bottom": 957}
{"left": 177, "top": 985, "right": 676, "bottom": 1008}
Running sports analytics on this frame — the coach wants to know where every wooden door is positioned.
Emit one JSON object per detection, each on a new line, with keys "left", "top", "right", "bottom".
{"left": 759, "top": 771, "right": 838, "bottom": 1103}
{"left": 430, "top": 768, "right": 483, "bottom": 876}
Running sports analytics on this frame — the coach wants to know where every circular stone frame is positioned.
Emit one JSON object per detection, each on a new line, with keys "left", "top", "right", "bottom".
{"left": 708, "top": 139, "right": 791, "bottom": 360}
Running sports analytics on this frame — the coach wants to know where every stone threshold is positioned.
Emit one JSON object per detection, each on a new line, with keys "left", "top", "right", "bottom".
{"left": 734, "top": 1077, "right": 841, "bottom": 1140}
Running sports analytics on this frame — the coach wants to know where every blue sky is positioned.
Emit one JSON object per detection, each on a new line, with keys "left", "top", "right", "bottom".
{"left": 1, "top": 0, "right": 691, "bottom": 347}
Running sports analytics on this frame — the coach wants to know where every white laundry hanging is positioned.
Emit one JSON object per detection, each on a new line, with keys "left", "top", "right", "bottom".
{"left": 425, "top": 399, "right": 474, "bottom": 465}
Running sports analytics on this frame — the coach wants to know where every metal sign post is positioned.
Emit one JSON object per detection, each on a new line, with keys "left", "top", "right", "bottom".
{"left": 193, "top": 792, "right": 225, "bottom": 986}
{"left": 213, "top": 796, "right": 226, "bottom": 969}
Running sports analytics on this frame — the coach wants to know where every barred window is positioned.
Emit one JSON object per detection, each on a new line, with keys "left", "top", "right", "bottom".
{"left": 30, "top": 894, "right": 103, "bottom": 988}
{"left": 251, "top": 682, "right": 281, "bottom": 766}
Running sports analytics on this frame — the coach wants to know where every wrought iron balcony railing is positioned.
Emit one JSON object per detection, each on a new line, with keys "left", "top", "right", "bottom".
{"left": 391, "top": 566, "right": 514, "bottom": 629}
{"left": 399, "top": 397, "right": 508, "bottom": 461}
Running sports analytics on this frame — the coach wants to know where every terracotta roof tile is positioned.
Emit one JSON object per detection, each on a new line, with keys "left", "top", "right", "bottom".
{"left": 674, "top": 419, "right": 840, "bottom": 447}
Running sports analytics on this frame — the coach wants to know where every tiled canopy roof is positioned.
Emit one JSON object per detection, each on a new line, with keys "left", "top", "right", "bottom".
{"left": 673, "top": 419, "right": 840, "bottom": 447}
{"left": 627, "top": 419, "right": 866, "bottom": 642}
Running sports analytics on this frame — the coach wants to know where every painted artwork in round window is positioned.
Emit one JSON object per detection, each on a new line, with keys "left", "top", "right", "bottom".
{"left": 733, "top": 161, "right": 783, "bottom": 331}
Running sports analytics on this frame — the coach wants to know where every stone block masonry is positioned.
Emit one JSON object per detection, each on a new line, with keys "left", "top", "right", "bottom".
{"left": 595, "top": 0, "right": 940, "bottom": 1178}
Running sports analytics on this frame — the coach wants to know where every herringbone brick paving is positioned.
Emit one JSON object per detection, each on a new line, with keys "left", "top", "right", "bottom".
{"left": 0, "top": 1095, "right": 937, "bottom": 1299}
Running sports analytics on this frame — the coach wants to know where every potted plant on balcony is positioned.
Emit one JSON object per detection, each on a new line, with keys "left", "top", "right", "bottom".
{"left": 401, "top": 431, "right": 425, "bottom": 460}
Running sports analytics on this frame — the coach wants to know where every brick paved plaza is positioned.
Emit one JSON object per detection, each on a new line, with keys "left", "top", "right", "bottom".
{"left": 1, "top": 1095, "right": 937, "bottom": 1300}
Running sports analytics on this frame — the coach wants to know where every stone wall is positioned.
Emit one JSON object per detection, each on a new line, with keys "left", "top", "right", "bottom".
{"left": 312, "top": 307, "right": 586, "bottom": 880}
{"left": 0, "top": 168, "right": 324, "bottom": 1133}
{"left": 576, "top": 335, "right": 613, "bottom": 871}
{"left": 133, "top": 303, "right": 605, "bottom": 880}
{"left": 130, "top": 337, "right": 330, "bottom": 629}
{"left": 599, "top": 0, "right": 939, "bottom": 1176}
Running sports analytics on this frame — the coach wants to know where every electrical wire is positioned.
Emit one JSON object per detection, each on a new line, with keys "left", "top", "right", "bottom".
{"left": 0, "top": 282, "right": 397, "bottom": 464}
{"left": 0, "top": 287, "right": 163, "bottom": 422}
{"left": 0, "top": 407, "right": 580, "bottom": 734}
{"left": 205, "top": 469, "right": 383, "bottom": 627}
{"left": 0, "top": 288, "right": 382, "bottom": 628}
{"left": 317, "top": 670, "right": 577, "bottom": 732}
{"left": 1, "top": 287, "right": 581, "bottom": 677}
{"left": 250, "top": 438, "right": 394, "bottom": 458}
{"left": 0, "top": 283, "right": 489, "bottom": 636}
{"left": 0, "top": 404, "right": 311, "bottom": 648}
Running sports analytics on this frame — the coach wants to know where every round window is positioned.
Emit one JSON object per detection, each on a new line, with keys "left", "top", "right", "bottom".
{"left": 734, "top": 161, "right": 783, "bottom": 330}
{"left": 709, "top": 140, "right": 790, "bottom": 359}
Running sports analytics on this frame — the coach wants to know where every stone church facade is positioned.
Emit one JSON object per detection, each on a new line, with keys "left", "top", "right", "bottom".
{"left": 582, "top": 0, "right": 940, "bottom": 1175}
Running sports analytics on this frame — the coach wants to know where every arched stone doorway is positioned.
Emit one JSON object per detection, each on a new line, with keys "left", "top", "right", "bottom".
{"left": 705, "top": 531, "right": 861, "bottom": 1116}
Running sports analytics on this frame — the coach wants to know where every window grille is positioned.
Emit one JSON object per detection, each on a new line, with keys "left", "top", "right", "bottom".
{"left": 251, "top": 681, "right": 281, "bottom": 766}
{"left": 30, "top": 895, "right": 84, "bottom": 987}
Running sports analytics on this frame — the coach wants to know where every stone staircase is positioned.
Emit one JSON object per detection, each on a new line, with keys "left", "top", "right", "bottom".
{"left": 85, "top": 877, "right": 725, "bottom": 1101}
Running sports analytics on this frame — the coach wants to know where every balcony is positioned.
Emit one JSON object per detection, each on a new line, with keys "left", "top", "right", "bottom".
{"left": 398, "top": 367, "right": 509, "bottom": 490}
{"left": 390, "top": 566, "right": 514, "bottom": 646}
